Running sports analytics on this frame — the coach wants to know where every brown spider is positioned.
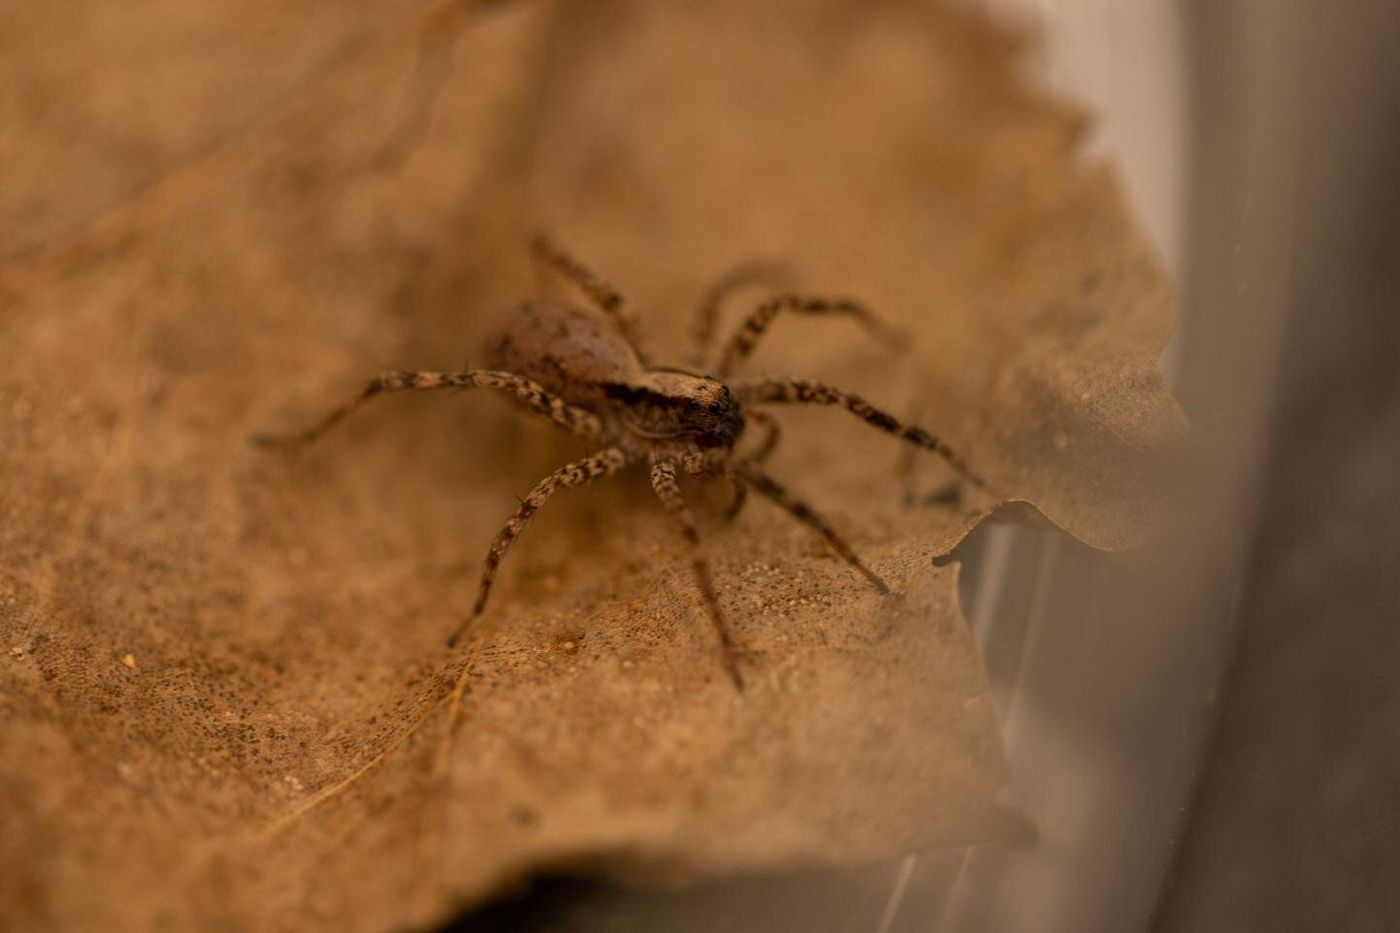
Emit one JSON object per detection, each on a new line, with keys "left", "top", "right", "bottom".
{"left": 254, "top": 237, "right": 985, "bottom": 689}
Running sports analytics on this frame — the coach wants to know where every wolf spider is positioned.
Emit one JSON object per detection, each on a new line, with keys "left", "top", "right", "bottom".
{"left": 255, "top": 237, "right": 985, "bottom": 689}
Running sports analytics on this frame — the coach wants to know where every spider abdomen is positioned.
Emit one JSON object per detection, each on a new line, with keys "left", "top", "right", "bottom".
{"left": 485, "top": 300, "right": 642, "bottom": 406}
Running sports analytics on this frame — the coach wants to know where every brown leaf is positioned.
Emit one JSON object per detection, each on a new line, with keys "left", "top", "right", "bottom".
{"left": 0, "top": 1, "right": 1183, "bottom": 930}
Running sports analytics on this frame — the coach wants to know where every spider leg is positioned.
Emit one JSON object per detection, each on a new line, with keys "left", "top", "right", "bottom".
{"left": 734, "top": 463, "right": 891, "bottom": 595}
{"left": 665, "top": 408, "right": 779, "bottom": 525}
{"left": 894, "top": 400, "right": 963, "bottom": 509}
{"left": 676, "top": 448, "right": 749, "bottom": 522}
{"left": 688, "top": 259, "right": 790, "bottom": 369}
{"left": 734, "top": 377, "right": 988, "bottom": 491}
{"left": 649, "top": 454, "right": 745, "bottom": 690}
{"left": 715, "top": 410, "right": 780, "bottom": 522}
{"left": 532, "top": 234, "right": 648, "bottom": 365}
{"left": 721, "top": 462, "right": 748, "bottom": 522}
{"left": 445, "top": 447, "right": 630, "bottom": 647}
{"left": 715, "top": 294, "right": 904, "bottom": 378}
{"left": 896, "top": 430, "right": 920, "bottom": 508}
{"left": 251, "top": 369, "right": 602, "bottom": 447}
{"left": 372, "top": 0, "right": 470, "bottom": 171}
{"left": 743, "top": 407, "right": 782, "bottom": 464}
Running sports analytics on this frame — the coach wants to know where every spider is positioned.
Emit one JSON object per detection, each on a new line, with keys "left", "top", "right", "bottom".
{"left": 254, "top": 237, "right": 986, "bottom": 689}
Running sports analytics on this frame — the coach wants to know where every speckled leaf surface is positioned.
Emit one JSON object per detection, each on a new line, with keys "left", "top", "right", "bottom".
{"left": 0, "top": 1, "right": 1184, "bottom": 930}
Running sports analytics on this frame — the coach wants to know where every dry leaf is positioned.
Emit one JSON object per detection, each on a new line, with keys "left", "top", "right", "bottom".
{"left": 0, "top": 1, "right": 1184, "bottom": 930}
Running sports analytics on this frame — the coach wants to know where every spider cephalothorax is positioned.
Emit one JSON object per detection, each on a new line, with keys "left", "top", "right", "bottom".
{"left": 606, "top": 372, "right": 744, "bottom": 449}
{"left": 255, "top": 236, "right": 985, "bottom": 689}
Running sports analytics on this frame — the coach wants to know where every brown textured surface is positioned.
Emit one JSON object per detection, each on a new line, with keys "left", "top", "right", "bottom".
{"left": 0, "top": 2, "right": 1182, "bottom": 930}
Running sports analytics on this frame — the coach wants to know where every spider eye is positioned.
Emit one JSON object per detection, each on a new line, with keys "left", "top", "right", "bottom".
{"left": 707, "top": 401, "right": 724, "bottom": 414}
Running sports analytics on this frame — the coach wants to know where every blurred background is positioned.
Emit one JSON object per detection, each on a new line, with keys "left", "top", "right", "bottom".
{"left": 454, "top": 0, "right": 1400, "bottom": 930}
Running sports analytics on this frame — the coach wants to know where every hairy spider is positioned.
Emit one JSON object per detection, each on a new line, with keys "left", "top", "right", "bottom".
{"left": 254, "top": 237, "right": 986, "bottom": 689}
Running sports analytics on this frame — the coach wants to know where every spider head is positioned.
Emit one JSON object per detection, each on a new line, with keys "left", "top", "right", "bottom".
{"left": 678, "top": 378, "right": 745, "bottom": 449}
{"left": 633, "top": 371, "right": 744, "bottom": 449}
